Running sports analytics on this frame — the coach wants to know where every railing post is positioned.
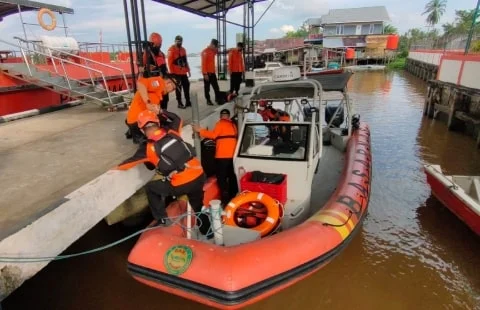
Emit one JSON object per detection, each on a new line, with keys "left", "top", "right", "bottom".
{"left": 60, "top": 60, "right": 72, "bottom": 90}
{"left": 101, "top": 75, "right": 113, "bottom": 106}
{"left": 20, "top": 48, "right": 32, "bottom": 76}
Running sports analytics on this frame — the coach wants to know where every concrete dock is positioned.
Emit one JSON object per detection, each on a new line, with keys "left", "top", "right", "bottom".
{"left": 0, "top": 80, "right": 234, "bottom": 299}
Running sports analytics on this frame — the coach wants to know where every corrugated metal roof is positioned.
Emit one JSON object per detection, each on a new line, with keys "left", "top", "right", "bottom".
{"left": 320, "top": 6, "right": 390, "bottom": 24}
{"left": 323, "top": 37, "right": 344, "bottom": 48}
{"left": 0, "top": 0, "right": 73, "bottom": 22}
{"left": 151, "top": 0, "right": 266, "bottom": 17}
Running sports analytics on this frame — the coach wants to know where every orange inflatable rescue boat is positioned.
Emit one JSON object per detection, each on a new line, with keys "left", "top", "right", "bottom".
{"left": 126, "top": 69, "right": 371, "bottom": 309}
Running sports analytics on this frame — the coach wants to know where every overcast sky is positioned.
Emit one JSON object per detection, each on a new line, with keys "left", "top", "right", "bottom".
{"left": 0, "top": 0, "right": 476, "bottom": 53}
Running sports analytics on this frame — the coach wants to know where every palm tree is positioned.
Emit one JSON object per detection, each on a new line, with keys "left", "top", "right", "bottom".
{"left": 422, "top": 0, "right": 447, "bottom": 27}
{"left": 383, "top": 24, "right": 398, "bottom": 34}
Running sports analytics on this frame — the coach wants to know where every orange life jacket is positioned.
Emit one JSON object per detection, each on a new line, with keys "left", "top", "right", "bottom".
{"left": 146, "top": 129, "right": 203, "bottom": 186}
{"left": 201, "top": 47, "right": 217, "bottom": 74}
{"left": 167, "top": 45, "right": 189, "bottom": 75}
{"left": 228, "top": 49, "right": 245, "bottom": 73}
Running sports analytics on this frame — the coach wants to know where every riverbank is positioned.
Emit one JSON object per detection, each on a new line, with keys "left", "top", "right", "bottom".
{"left": 387, "top": 57, "right": 406, "bottom": 70}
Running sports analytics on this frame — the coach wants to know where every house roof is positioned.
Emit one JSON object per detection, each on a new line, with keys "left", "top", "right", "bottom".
{"left": 320, "top": 6, "right": 390, "bottom": 25}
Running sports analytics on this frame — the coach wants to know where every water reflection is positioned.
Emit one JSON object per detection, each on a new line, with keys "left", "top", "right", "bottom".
{"left": 4, "top": 71, "right": 480, "bottom": 310}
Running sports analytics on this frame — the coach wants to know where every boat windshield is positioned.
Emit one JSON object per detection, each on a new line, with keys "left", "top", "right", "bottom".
{"left": 238, "top": 123, "right": 309, "bottom": 161}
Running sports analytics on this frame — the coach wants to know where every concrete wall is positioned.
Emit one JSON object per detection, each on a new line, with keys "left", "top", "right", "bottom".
{"left": 438, "top": 54, "right": 480, "bottom": 89}
{"left": 408, "top": 50, "right": 480, "bottom": 90}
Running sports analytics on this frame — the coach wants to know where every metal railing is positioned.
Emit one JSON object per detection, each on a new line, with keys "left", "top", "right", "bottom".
{"left": 13, "top": 37, "right": 130, "bottom": 94}
{"left": 0, "top": 39, "right": 116, "bottom": 106}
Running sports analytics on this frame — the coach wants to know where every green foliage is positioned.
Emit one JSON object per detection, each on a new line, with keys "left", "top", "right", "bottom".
{"left": 423, "top": 0, "right": 447, "bottom": 26}
{"left": 471, "top": 40, "right": 480, "bottom": 52}
{"left": 387, "top": 57, "right": 406, "bottom": 70}
{"left": 384, "top": 24, "right": 398, "bottom": 34}
{"left": 284, "top": 23, "right": 309, "bottom": 38}
{"left": 442, "top": 9, "right": 480, "bottom": 36}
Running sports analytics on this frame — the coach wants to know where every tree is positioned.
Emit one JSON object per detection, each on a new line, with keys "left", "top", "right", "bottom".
{"left": 284, "top": 23, "right": 309, "bottom": 38}
{"left": 383, "top": 24, "right": 398, "bottom": 34}
{"left": 422, "top": 0, "right": 447, "bottom": 27}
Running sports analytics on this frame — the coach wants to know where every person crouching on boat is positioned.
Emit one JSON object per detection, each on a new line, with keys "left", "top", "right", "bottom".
{"left": 118, "top": 110, "right": 212, "bottom": 236}
{"left": 143, "top": 32, "right": 170, "bottom": 110}
{"left": 192, "top": 109, "right": 238, "bottom": 206}
{"left": 125, "top": 74, "right": 177, "bottom": 144}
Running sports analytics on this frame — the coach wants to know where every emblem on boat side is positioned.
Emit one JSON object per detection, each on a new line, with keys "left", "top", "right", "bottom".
{"left": 164, "top": 245, "right": 193, "bottom": 276}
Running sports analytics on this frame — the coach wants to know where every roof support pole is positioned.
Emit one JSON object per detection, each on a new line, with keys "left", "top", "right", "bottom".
{"left": 17, "top": 4, "right": 28, "bottom": 47}
{"left": 123, "top": 0, "right": 137, "bottom": 92}
{"left": 216, "top": 0, "right": 227, "bottom": 80}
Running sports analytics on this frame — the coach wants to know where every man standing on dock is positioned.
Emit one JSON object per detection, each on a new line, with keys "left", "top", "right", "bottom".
{"left": 167, "top": 35, "right": 191, "bottom": 109}
{"left": 201, "top": 39, "right": 221, "bottom": 106}
{"left": 228, "top": 42, "right": 245, "bottom": 98}
{"left": 143, "top": 32, "right": 170, "bottom": 110}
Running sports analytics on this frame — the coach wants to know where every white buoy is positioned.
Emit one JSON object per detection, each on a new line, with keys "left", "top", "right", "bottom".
{"left": 209, "top": 199, "right": 224, "bottom": 245}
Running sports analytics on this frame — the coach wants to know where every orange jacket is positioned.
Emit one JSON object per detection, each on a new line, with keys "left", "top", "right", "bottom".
{"left": 199, "top": 119, "right": 237, "bottom": 159}
{"left": 167, "top": 45, "right": 190, "bottom": 75}
{"left": 126, "top": 77, "right": 165, "bottom": 124}
{"left": 228, "top": 49, "right": 244, "bottom": 73}
{"left": 201, "top": 47, "right": 217, "bottom": 74}
{"left": 118, "top": 129, "right": 203, "bottom": 186}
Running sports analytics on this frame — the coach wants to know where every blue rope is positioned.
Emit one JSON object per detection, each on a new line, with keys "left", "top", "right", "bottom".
{"left": 0, "top": 210, "right": 221, "bottom": 263}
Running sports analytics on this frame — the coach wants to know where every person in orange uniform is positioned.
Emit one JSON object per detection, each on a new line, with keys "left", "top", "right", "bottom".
{"left": 118, "top": 111, "right": 212, "bottom": 236}
{"left": 228, "top": 42, "right": 245, "bottom": 97}
{"left": 192, "top": 109, "right": 238, "bottom": 206}
{"left": 125, "top": 75, "right": 176, "bottom": 144}
{"left": 142, "top": 32, "right": 169, "bottom": 110}
{"left": 167, "top": 35, "right": 191, "bottom": 109}
{"left": 201, "top": 39, "right": 221, "bottom": 106}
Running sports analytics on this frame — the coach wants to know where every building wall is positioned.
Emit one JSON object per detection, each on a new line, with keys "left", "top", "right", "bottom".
{"left": 323, "top": 22, "right": 384, "bottom": 36}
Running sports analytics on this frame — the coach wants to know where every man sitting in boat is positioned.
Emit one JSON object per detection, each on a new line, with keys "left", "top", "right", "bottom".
{"left": 118, "top": 111, "right": 212, "bottom": 236}
{"left": 245, "top": 103, "right": 269, "bottom": 142}
{"left": 125, "top": 73, "right": 178, "bottom": 144}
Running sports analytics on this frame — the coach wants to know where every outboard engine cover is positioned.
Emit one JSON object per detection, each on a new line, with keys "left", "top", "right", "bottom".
{"left": 325, "top": 101, "right": 344, "bottom": 128}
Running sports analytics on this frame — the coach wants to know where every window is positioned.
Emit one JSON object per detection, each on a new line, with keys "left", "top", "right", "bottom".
{"left": 336, "top": 25, "right": 344, "bottom": 35}
{"left": 369, "top": 24, "right": 374, "bottom": 34}
{"left": 238, "top": 123, "right": 310, "bottom": 161}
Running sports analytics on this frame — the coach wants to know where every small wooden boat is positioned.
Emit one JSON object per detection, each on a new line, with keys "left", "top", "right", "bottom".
{"left": 127, "top": 67, "right": 372, "bottom": 309}
{"left": 424, "top": 164, "right": 480, "bottom": 236}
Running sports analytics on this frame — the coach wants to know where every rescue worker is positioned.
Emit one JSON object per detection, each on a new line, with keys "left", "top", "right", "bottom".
{"left": 167, "top": 35, "right": 191, "bottom": 109}
{"left": 117, "top": 111, "right": 212, "bottom": 237}
{"left": 228, "top": 42, "right": 245, "bottom": 98}
{"left": 192, "top": 109, "right": 238, "bottom": 206}
{"left": 142, "top": 32, "right": 169, "bottom": 110}
{"left": 125, "top": 74, "right": 177, "bottom": 144}
{"left": 201, "top": 39, "right": 220, "bottom": 106}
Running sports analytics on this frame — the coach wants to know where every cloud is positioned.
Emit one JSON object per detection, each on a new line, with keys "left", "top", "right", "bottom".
{"left": 280, "top": 25, "right": 295, "bottom": 33}
{"left": 269, "top": 28, "right": 280, "bottom": 33}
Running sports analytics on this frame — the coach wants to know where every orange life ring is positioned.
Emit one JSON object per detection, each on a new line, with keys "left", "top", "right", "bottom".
{"left": 224, "top": 192, "right": 283, "bottom": 237}
{"left": 38, "top": 8, "right": 57, "bottom": 31}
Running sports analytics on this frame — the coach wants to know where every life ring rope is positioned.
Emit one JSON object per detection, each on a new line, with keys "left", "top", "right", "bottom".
{"left": 37, "top": 8, "right": 57, "bottom": 31}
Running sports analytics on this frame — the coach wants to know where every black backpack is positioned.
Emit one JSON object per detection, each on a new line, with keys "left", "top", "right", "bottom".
{"left": 153, "top": 133, "right": 196, "bottom": 175}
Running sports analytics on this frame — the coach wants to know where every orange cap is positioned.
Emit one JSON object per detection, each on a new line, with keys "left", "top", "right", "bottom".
{"left": 137, "top": 110, "right": 160, "bottom": 129}
{"left": 149, "top": 32, "right": 162, "bottom": 46}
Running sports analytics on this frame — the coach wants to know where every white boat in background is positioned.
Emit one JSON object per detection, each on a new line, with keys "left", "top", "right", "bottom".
{"left": 424, "top": 164, "right": 480, "bottom": 236}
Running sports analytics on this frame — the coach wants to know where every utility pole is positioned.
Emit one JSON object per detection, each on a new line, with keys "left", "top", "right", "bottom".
{"left": 465, "top": 0, "right": 480, "bottom": 54}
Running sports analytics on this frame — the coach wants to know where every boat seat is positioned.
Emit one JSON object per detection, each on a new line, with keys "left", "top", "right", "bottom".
{"left": 469, "top": 177, "right": 480, "bottom": 202}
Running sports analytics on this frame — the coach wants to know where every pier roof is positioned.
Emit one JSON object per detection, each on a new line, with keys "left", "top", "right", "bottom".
{"left": 151, "top": 0, "right": 266, "bottom": 18}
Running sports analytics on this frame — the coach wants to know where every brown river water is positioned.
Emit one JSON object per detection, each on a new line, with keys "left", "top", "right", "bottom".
{"left": 3, "top": 71, "right": 480, "bottom": 310}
